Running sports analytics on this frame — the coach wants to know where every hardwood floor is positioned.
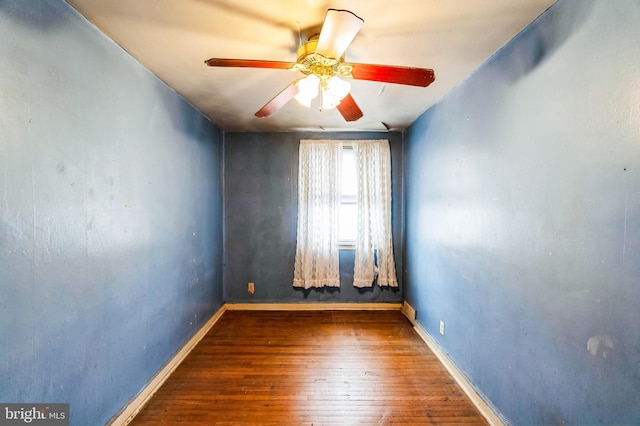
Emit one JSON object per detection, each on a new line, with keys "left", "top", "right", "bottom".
{"left": 130, "top": 310, "right": 489, "bottom": 425}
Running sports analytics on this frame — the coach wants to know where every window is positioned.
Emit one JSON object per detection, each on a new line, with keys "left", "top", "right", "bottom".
{"left": 294, "top": 139, "right": 397, "bottom": 289}
{"left": 339, "top": 146, "right": 357, "bottom": 246}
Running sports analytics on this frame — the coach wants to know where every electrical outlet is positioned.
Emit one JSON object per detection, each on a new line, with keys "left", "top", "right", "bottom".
{"left": 439, "top": 321, "right": 445, "bottom": 336}
{"left": 248, "top": 282, "right": 255, "bottom": 295}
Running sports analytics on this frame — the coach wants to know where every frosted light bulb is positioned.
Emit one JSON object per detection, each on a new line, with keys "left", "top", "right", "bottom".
{"left": 294, "top": 74, "right": 320, "bottom": 108}
{"left": 321, "top": 76, "right": 351, "bottom": 110}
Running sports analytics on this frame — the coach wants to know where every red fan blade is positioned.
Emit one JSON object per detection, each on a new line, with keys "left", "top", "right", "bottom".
{"left": 205, "top": 58, "right": 295, "bottom": 70}
{"left": 336, "top": 93, "right": 363, "bottom": 122}
{"left": 350, "top": 63, "right": 435, "bottom": 87}
{"left": 316, "top": 9, "right": 364, "bottom": 59}
{"left": 255, "top": 83, "right": 300, "bottom": 118}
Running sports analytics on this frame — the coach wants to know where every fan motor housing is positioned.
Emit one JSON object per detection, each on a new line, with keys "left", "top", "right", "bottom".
{"left": 296, "top": 37, "right": 319, "bottom": 63}
{"left": 295, "top": 37, "right": 351, "bottom": 80}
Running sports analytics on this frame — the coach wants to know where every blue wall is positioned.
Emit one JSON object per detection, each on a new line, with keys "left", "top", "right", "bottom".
{"left": 224, "top": 131, "right": 403, "bottom": 303}
{"left": 405, "top": 0, "right": 640, "bottom": 424}
{"left": 0, "top": 1, "right": 224, "bottom": 424}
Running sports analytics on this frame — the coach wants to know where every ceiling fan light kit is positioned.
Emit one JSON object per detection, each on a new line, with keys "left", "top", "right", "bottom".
{"left": 205, "top": 9, "right": 435, "bottom": 122}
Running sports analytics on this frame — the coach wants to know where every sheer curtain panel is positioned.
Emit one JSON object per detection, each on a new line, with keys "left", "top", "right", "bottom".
{"left": 352, "top": 140, "right": 398, "bottom": 288}
{"left": 293, "top": 140, "right": 343, "bottom": 288}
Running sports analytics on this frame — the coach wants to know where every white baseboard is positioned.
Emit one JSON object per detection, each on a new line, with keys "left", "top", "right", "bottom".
{"left": 108, "top": 305, "right": 227, "bottom": 426}
{"left": 402, "top": 302, "right": 504, "bottom": 426}
{"left": 225, "top": 302, "right": 403, "bottom": 311}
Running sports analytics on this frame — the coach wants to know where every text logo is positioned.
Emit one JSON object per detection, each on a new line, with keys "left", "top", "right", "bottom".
{"left": 0, "top": 404, "right": 68, "bottom": 426}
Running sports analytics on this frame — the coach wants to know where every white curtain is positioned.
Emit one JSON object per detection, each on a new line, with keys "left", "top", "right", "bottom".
{"left": 293, "top": 140, "right": 342, "bottom": 288}
{"left": 352, "top": 140, "right": 398, "bottom": 288}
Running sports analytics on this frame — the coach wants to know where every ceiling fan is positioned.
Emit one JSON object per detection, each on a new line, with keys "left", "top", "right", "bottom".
{"left": 205, "top": 9, "right": 435, "bottom": 122}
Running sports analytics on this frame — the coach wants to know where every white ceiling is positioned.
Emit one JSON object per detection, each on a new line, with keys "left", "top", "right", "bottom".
{"left": 65, "top": 0, "right": 556, "bottom": 132}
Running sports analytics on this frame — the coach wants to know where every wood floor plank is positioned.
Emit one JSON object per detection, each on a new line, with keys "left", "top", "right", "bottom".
{"left": 130, "top": 310, "right": 489, "bottom": 425}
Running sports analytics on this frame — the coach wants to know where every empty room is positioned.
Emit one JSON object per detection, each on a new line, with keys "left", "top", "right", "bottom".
{"left": 1, "top": 0, "right": 639, "bottom": 424}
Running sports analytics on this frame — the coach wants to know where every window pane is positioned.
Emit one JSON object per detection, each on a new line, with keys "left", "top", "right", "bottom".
{"left": 341, "top": 147, "right": 357, "bottom": 197}
{"left": 339, "top": 146, "right": 357, "bottom": 245}
{"left": 339, "top": 203, "right": 357, "bottom": 242}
